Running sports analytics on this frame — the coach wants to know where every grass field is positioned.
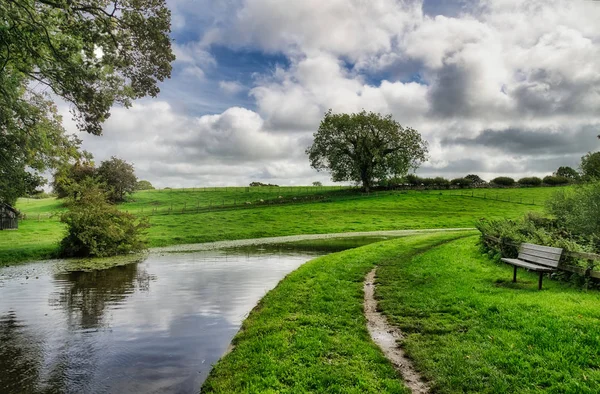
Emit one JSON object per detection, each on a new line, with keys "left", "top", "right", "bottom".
{"left": 202, "top": 232, "right": 472, "bottom": 393}
{"left": 204, "top": 234, "right": 600, "bottom": 393}
{"left": 2, "top": 186, "right": 563, "bottom": 265}
{"left": 377, "top": 236, "right": 600, "bottom": 393}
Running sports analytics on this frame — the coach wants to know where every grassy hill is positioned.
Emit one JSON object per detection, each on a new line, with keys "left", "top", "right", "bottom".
{"left": 1, "top": 186, "right": 563, "bottom": 265}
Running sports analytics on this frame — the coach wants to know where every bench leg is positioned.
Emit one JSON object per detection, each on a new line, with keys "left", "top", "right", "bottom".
{"left": 513, "top": 266, "right": 517, "bottom": 283}
{"left": 538, "top": 272, "right": 543, "bottom": 290}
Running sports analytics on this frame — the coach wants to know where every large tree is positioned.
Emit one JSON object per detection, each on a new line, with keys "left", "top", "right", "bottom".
{"left": 0, "top": 0, "right": 175, "bottom": 204}
{"left": 581, "top": 152, "right": 600, "bottom": 181}
{"left": 306, "top": 110, "right": 428, "bottom": 192}
{"left": 97, "top": 156, "right": 137, "bottom": 202}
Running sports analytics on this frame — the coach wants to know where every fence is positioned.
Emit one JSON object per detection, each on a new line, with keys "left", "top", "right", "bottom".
{"left": 483, "top": 234, "right": 600, "bottom": 279}
{"left": 18, "top": 187, "right": 547, "bottom": 222}
{"left": 449, "top": 190, "right": 540, "bottom": 205}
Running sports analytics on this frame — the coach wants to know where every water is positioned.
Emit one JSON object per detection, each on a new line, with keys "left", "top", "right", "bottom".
{"left": 0, "top": 237, "right": 391, "bottom": 393}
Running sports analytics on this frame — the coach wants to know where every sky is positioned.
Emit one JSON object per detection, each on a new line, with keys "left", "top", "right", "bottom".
{"left": 66, "top": 0, "right": 600, "bottom": 187}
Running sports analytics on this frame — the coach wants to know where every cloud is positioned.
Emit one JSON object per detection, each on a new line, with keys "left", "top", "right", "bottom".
{"left": 218, "top": 81, "right": 245, "bottom": 95}
{"left": 72, "top": 0, "right": 600, "bottom": 186}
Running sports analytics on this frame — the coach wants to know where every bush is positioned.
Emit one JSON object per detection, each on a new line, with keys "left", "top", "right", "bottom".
{"left": 465, "top": 174, "right": 486, "bottom": 186}
{"left": 52, "top": 160, "right": 97, "bottom": 198}
{"left": 543, "top": 175, "right": 570, "bottom": 186}
{"left": 476, "top": 213, "right": 590, "bottom": 267}
{"left": 312, "top": 181, "right": 323, "bottom": 187}
{"left": 518, "top": 177, "right": 542, "bottom": 186}
{"left": 404, "top": 174, "right": 421, "bottom": 186}
{"left": 581, "top": 151, "right": 600, "bottom": 180}
{"left": 555, "top": 166, "right": 580, "bottom": 181}
{"left": 136, "top": 180, "right": 155, "bottom": 190}
{"left": 433, "top": 177, "right": 450, "bottom": 187}
{"left": 60, "top": 183, "right": 149, "bottom": 258}
{"left": 546, "top": 182, "right": 600, "bottom": 247}
{"left": 491, "top": 176, "right": 515, "bottom": 186}
{"left": 450, "top": 177, "right": 474, "bottom": 188}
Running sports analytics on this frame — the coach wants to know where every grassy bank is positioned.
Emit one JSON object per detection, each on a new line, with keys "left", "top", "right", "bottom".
{"left": 202, "top": 232, "right": 471, "bottom": 393}
{"left": 2, "top": 187, "right": 559, "bottom": 265}
{"left": 376, "top": 236, "right": 600, "bottom": 393}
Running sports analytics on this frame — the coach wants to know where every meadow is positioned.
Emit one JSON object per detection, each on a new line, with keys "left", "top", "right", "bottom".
{"left": 204, "top": 234, "right": 600, "bottom": 393}
{"left": 2, "top": 186, "right": 561, "bottom": 265}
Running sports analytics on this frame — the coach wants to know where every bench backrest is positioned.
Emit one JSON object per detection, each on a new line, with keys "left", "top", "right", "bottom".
{"left": 518, "top": 243, "right": 563, "bottom": 268}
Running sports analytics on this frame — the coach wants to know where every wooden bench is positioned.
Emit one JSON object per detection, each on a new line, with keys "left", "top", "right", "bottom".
{"left": 501, "top": 243, "right": 563, "bottom": 290}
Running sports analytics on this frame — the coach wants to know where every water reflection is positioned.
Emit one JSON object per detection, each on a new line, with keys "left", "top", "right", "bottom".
{"left": 50, "top": 264, "right": 154, "bottom": 330}
{"left": 0, "top": 237, "right": 390, "bottom": 393}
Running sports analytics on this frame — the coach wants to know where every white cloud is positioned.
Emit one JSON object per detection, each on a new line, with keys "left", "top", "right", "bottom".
{"left": 75, "top": 0, "right": 600, "bottom": 185}
{"left": 218, "top": 80, "right": 245, "bottom": 95}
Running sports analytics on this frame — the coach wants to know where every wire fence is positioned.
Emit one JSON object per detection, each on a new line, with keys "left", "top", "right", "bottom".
{"left": 18, "top": 187, "right": 547, "bottom": 222}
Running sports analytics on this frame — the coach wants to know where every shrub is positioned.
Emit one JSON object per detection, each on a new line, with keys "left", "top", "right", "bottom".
{"left": 546, "top": 181, "right": 600, "bottom": 246}
{"left": 433, "top": 177, "right": 450, "bottom": 187}
{"left": 555, "top": 166, "right": 580, "bottom": 181}
{"left": 52, "top": 160, "right": 97, "bottom": 198}
{"left": 404, "top": 174, "right": 421, "bottom": 186}
{"left": 136, "top": 180, "right": 155, "bottom": 190}
{"left": 581, "top": 151, "right": 600, "bottom": 180}
{"left": 465, "top": 174, "right": 486, "bottom": 186}
{"left": 491, "top": 176, "right": 515, "bottom": 186}
{"left": 60, "top": 182, "right": 149, "bottom": 258}
{"left": 518, "top": 177, "right": 542, "bottom": 186}
{"left": 543, "top": 175, "right": 570, "bottom": 186}
{"left": 476, "top": 213, "right": 590, "bottom": 267}
{"left": 450, "top": 177, "right": 474, "bottom": 188}
{"left": 312, "top": 181, "right": 323, "bottom": 187}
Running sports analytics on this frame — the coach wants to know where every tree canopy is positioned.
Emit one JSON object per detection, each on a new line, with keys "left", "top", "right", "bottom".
{"left": 580, "top": 152, "right": 600, "bottom": 180}
{"left": 554, "top": 166, "right": 580, "bottom": 181}
{"left": 97, "top": 156, "right": 137, "bottom": 202}
{"left": 0, "top": 0, "right": 174, "bottom": 205}
{"left": 306, "top": 110, "right": 428, "bottom": 191}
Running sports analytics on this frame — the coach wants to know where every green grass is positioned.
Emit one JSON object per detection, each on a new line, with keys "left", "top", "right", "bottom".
{"left": 376, "top": 236, "right": 600, "bottom": 393}
{"left": 2, "top": 187, "right": 562, "bottom": 265}
{"left": 202, "top": 232, "right": 472, "bottom": 393}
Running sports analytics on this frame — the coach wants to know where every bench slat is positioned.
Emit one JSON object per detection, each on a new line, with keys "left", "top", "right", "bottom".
{"left": 518, "top": 252, "right": 560, "bottom": 267}
{"left": 521, "top": 243, "right": 563, "bottom": 254}
{"left": 501, "top": 258, "right": 556, "bottom": 272}
{"left": 519, "top": 247, "right": 562, "bottom": 261}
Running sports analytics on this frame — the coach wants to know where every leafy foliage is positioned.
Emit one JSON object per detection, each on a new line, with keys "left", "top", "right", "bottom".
{"left": 307, "top": 110, "right": 428, "bottom": 192}
{"left": 135, "top": 180, "right": 155, "bottom": 190}
{"left": 580, "top": 151, "right": 600, "bottom": 180}
{"left": 0, "top": 0, "right": 174, "bottom": 206}
{"left": 464, "top": 174, "right": 486, "bottom": 186}
{"left": 450, "top": 177, "right": 473, "bottom": 188}
{"left": 60, "top": 181, "right": 149, "bottom": 258}
{"left": 52, "top": 160, "right": 97, "bottom": 198}
{"left": 542, "top": 175, "right": 570, "bottom": 185}
{"left": 518, "top": 177, "right": 542, "bottom": 186}
{"left": 312, "top": 181, "right": 323, "bottom": 187}
{"left": 546, "top": 181, "right": 600, "bottom": 248}
{"left": 554, "top": 166, "right": 580, "bottom": 181}
{"left": 97, "top": 157, "right": 137, "bottom": 202}
{"left": 490, "top": 176, "right": 515, "bottom": 186}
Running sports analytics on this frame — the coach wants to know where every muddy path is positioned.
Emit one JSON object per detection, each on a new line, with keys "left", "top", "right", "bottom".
{"left": 364, "top": 269, "right": 430, "bottom": 394}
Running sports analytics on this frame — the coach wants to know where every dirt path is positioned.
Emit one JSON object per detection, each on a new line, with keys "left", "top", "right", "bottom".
{"left": 364, "top": 269, "right": 430, "bottom": 394}
{"left": 151, "top": 228, "right": 475, "bottom": 254}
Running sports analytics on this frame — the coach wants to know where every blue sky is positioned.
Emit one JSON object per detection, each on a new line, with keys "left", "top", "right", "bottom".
{"left": 75, "top": 0, "right": 600, "bottom": 187}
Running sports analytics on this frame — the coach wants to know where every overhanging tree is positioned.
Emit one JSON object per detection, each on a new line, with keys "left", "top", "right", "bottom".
{"left": 0, "top": 0, "right": 175, "bottom": 204}
{"left": 306, "top": 110, "right": 428, "bottom": 192}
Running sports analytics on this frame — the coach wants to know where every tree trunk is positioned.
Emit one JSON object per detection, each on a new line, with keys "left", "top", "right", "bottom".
{"left": 361, "top": 171, "right": 371, "bottom": 193}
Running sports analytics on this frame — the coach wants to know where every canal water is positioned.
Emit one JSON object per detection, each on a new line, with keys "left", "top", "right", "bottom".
{"left": 0, "top": 237, "right": 391, "bottom": 393}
